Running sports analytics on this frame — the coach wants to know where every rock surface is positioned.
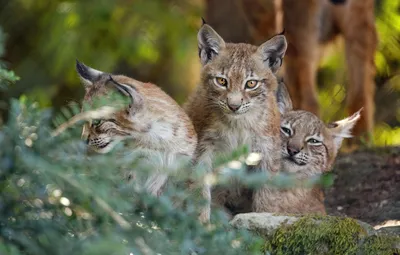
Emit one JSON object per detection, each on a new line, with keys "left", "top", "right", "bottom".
{"left": 229, "top": 213, "right": 298, "bottom": 235}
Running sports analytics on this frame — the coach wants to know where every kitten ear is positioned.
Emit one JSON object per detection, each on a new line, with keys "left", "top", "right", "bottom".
{"left": 275, "top": 79, "right": 293, "bottom": 115}
{"left": 328, "top": 108, "right": 362, "bottom": 150}
{"left": 197, "top": 24, "right": 226, "bottom": 65}
{"left": 76, "top": 60, "right": 103, "bottom": 87}
{"left": 108, "top": 76, "right": 144, "bottom": 113}
{"left": 257, "top": 34, "right": 287, "bottom": 73}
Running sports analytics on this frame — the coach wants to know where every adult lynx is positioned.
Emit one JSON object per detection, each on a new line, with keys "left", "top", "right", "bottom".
{"left": 272, "top": 81, "right": 361, "bottom": 214}
{"left": 76, "top": 61, "right": 197, "bottom": 196}
{"left": 185, "top": 23, "right": 287, "bottom": 221}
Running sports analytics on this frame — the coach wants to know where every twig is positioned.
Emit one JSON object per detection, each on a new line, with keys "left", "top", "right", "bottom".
{"left": 51, "top": 106, "right": 117, "bottom": 137}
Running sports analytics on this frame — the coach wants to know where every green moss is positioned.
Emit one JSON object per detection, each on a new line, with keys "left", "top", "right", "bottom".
{"left": 260, "top": 215, "right": 400, "bottom": 255}
{"left": 262, "top": 215, "right": 367, "bottom": 255}
{"left": 359, "top": 234, "right": 400, "bottom": 255}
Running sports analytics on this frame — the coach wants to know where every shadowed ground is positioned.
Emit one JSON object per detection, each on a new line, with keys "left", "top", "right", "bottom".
{"left": 326, "top": 146, "right": 400, "bottom": 225}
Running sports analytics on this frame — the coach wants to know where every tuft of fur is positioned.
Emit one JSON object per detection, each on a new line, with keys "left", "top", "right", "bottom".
{"left": 267, "top": 81, "right": 361, "bottom": 214}
{"left": 185, "top": 24, "right": 287, "bottom": 222}
{"left": 76, "top": 61, "right": 197, "bottom": 196}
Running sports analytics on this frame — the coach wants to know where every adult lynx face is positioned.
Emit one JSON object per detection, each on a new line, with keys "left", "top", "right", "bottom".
{"left": 276, "top": 81, "right": 361, "bottom": 176}
{"left": 194, "top": 24, "right": 287, "bottom": 120}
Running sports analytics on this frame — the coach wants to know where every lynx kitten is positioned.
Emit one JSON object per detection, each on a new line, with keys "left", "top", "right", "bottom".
{"left": 76, "top": 60, "right": 197, "bottom": 196}
{"left": 185, "top": 23, "right": 287, "bottom": 221}
{"left": 273, "top": 81, "right": 361, "bottom": 214}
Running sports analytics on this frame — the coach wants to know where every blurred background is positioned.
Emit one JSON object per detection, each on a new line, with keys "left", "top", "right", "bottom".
{"left": 0, "top": 0, "right": 399, "bottom": 145}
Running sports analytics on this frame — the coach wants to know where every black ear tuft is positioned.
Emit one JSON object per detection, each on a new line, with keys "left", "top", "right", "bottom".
{"left": 76, "top": 60, "right": 92, "bottom": 81}
{"left": 201, "top": 17, "right": 207, "bottom": 26}
{"left": 75, "top": 60, "right": 103, "bottom": 87}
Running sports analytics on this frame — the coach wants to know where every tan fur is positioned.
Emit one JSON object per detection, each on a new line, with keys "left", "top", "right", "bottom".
{"left": 268, "top": 81, "right": 361, "bottom": 214}
{"left": 185, "top": 24, "right": 287, "bottom": 222}
{"left": 76, "top": 61, "right": 197, "bottom": 196}
{"left": 205, "top": 0, "right": 377, "bottom": 141}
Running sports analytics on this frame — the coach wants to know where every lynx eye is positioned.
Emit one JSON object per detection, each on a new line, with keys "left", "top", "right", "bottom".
{"left": 307, "top": 138, "right": 321, "bottom": 145}
{"left": 245, "top": 80, "right": 259, "bottom": 90}
{"left": 215, "top": 77, "right": 228, "bottom": 87}
{"left": 280, "top": 126, "right": 291, "bottom": 136}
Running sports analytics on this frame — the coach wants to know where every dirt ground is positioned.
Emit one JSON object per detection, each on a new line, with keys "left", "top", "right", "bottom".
{"left": 325, "top": 146, "right": 400, "bottom": 226}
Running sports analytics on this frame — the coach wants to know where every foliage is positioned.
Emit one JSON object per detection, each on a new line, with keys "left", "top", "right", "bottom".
{"left": 0, "top": 93, "right": 336, "bottom": 255}
{"left": 0, "top": 73, "right": 342, "bottom": 255}
{"left": 359, "top": 234, "right": 400, "bottom": 255}
{"left": 261, "top": 215, "right": 400, "bottom": 255}
{"left": 0, "top": 0, "right": 201, "bottom": 108}
{"left": 0, "top": 97, "right": 259, "bottom": 255}
{"left": 317, "top": 0, "right": 400, "bottom": 146}
{"left": 0, "top": 27, "right": 19, "bottom": 90}
{"left": 0, "top": 27, "right": 19, "bottom": 125}
{"left": 1, "top": 0, "right": 399, "bottom": 144}
{"left": 0, "top": 31, "right": 335, "bottom": 253}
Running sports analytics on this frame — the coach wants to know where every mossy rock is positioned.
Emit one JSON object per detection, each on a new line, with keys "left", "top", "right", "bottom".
{"left": 230, "top": 213, "right": 400, "bottom": 255}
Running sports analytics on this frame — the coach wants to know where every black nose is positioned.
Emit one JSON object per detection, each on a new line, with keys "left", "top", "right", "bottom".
{"left": 287, "top": 146, "right": 301, "bottom": 156}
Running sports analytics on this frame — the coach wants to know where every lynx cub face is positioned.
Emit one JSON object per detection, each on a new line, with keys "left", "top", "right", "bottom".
{"left": 76, "top": 61, "right": 197, "bottom": 196}
{"left": 253, "top": 81, "right": 363, "bottom": 215}
{"left": 76, "top": 61, "right": 196, "bottom": 156}
{"left": 276, "top": 81, "right": 361, "bottom": 176}
{"left": 192, "top": 24, "right": 287, "bottom": 122}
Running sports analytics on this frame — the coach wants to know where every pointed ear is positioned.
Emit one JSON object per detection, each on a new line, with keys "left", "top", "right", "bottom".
{"left": 76, "top": 60, "right": 103, "bottom": 87}
{"left": 198, "top": 24, "right": 226, "bottom": 65}
{"left": 108, "top": 76, "right": 144, "bottom": 113}
{"left": 328, "top": 108, "right": 362, "bottom": 150}
{"left": 256, "top": 34, "right": 287, "bottom": 73}
{"left": 276, "top": 79, "right": 293, "bottom": 115}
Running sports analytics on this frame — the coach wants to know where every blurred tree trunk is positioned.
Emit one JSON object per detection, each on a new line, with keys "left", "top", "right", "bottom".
{"left": 204, "top": 0, "right": 281, "bottom": 44}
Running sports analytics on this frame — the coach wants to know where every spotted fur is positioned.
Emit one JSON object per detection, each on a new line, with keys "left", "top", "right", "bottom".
{"left": 76, "top": 61, "right": 197, "bottom": 196}
{"left": 185, "top": 24, "right": 287, "bottom": 222}
{"left": 270, "top": 81, "right": 361, "bottom": 214}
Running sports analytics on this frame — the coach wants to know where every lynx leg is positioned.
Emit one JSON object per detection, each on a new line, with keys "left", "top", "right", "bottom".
{"left": 282, "top": 0, "right": 321, "bottom": 115}
{"left": 199, "top": 184, "right": 211, "bottom": 223}
{"left": 341, "top": 0, "right": 377, "bottom": 142}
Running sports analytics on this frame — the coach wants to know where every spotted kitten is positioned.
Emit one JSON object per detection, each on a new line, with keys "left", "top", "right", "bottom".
{"left": 271, "top": 81, "right": 361, "bottom": 214}
{"left": 185, "top": 23, "right": 287, "bottom": 222}
{"left": 76, "top": 61, "right": 197, "bottom": 196}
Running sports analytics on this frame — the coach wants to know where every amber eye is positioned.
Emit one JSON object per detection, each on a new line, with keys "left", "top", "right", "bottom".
{"left": 245, "top": 80, "right": 258, "bottom": 89}
{"left": 215, "top": 77, "right": 228, "bottom": 87}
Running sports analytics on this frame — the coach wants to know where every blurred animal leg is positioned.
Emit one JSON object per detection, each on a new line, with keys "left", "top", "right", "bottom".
{"left": 282, "top": 0, "right": 321, "bottom": 115}
{"left": 342, "top": 0, "right": 377, "bottom": 143}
